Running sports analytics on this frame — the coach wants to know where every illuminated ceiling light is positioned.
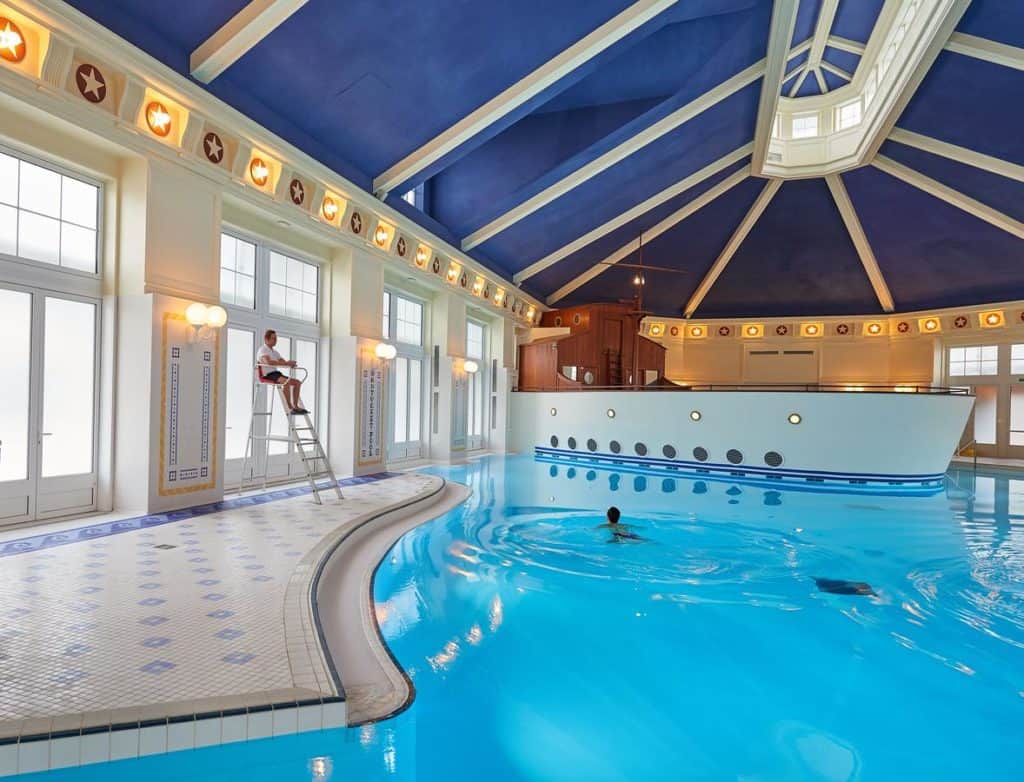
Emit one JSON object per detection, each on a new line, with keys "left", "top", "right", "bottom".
{"left": 145, "top": 101, "right": 172, "bottom": 137}
{"left": 607, "top": 408, "right": 616, "bottom": 418}
{"left": 374, "top": 225, "right": 389, "bottom": 246}
{"left": 204, "top": 305, "right": 228, "bottom": 328}
{"left": 0, "top": 17, "right": 26, "bottom": 63}
{"left": 447, "top": 264, "right": 460, "bottom": 283}
{"left": 866, "top": 322, "right": 883, "bottom": 336}
{"left": 633, "top": 273, "right": 645, "bottom": 286}
{"left": 185, "top": 302, "right": 208, "bottom": 326}
{"left": 249, "top": 157, "right": 269, "bottom": 186}
{"left": 415, "top": 246, "right": 429, "bottom": 267}
{"left": 981, "top": 310, "right": 1004, "bottom": 328}
{"left": 803, "top": 323, "right": 820, "bottom": 336}
{"left": 922, "top": 318, "right": 939, "bottom": 332}
{"left": 321, "top": 196, "right": 338, "bottom": 221}
{"left": 744, "top": 324, "right": 763, "bottom": 338}
{"left": 689, "top": 325, "right": 705, "bottom": 338}
{"left": 494, "top": 288, "right": 506, "bottom": 305}
{"left": 374, "top": 342, "right": 397, "bottom": 360}
{"left": 788, "top": 413, "right": 802, "bottom": 425}
{"left": 689, "top": 410, "right": 701, "bottom": 421}
{"left": 463, "top": 359, "right": 479, "bottom": 374}
{"left": 472, "top": 277, "right": 485, "bottom": 295}
{"left": 526, "top": 305, "right": 536, "bottom": 320}
{"left": 649, "top": 323, "right": 664, "bottom": 337}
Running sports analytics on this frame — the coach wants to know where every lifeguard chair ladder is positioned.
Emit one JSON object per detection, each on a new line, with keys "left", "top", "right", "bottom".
{"left": 239, "top": 364, "right": 343, "bottom": 504}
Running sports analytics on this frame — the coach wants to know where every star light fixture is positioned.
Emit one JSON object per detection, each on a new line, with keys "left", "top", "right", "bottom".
{"left": 493, "top": 288, "right": 506, "bottom": 307}
{"left": 414, "top": 245, "right": 429, "bottom": 268}
{"left": 865, "top": 322, "right": 884, "bottom": 336}
{"left": 249, "top": 157, "right": 269, "bottom": 187}
{"left": 145, "top": 101, "right": 172, "bottom": 137}
{"left": 0, "top": 17, "right": 26, "bottom": 64}
{"left": 980, "top": 310, "right": 1004, "bottom": 328}
{"left": 920, "top": 317, "right": 941, "bottom": 333}
{"left": 374, "top": 224, "right": 389, "bottom": 247}
{"left": 321, "top": 196, "right": 338, "bottom": 221}
{"left": 472, "top": 276, "right": 485, "bottom": 296}
{"left": 446, "top": 262, "right": 460, "bottom": 284}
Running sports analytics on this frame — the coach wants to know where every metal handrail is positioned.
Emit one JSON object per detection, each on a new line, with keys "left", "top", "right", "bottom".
{"left": 514, "top": 383, "right": 972, "bottom": 395}
{"left": 255, "top": 362, "right": 308, "bottom": 383}
{"left": 955, "top": 438, "right": 978, "bottom": 475}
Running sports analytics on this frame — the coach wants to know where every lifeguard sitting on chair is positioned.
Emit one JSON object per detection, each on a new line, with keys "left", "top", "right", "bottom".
{"left": 256, "top": 329, "right": 308, "bottom": 415}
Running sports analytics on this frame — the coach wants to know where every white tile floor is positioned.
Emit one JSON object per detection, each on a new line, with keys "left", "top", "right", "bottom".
{"left": 0, "top": 473, "right": 439, "bottom": 741}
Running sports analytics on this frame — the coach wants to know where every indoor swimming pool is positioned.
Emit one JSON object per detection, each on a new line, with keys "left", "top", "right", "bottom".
{"left": 24, "top": 455, "right": 1023, "bottom": 781}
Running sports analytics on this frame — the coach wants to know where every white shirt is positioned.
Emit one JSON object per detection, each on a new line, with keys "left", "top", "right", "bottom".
{"left": 257, "top": 344, "right": 286, "bottom": 373}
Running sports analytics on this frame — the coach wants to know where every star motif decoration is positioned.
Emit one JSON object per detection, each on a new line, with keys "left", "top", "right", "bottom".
{"left": 290, "top": 179, "right": 305, "bottom": 205}
{"left": 775, "top": 325, "right": 788, "bottom": 336}
{"left": 897, "top": 321, "right": 910, "bottom": 333}
{"left": 432, "top": 257, "right": 441, "bottom": 273}
{"left": 350, "top": 212, "right": 363, "bottom": 233}
{"left": 396, "top": 237, "right": 407, "bottom": 257}
{"left": 0, "top": 18, "right": 26, "bottom": 63}
{"left": 954, "top": 315, "right": 968, "bottom": 328}
{"left": 75, "top": 64, "right": 106, "bottom": 103}
{"left": 203, "top": 132, "right": 224, "bottom": 164}
{"left": 146, "top": 102, "right": 172, "bottom": 137}
{"left": 718, "top": 326, "right": 731, "bottom": 337}
{"left": 836, "top": 323, "right": 850, "bottom": 335}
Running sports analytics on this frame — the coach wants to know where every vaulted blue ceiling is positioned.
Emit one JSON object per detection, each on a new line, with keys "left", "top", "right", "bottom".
{"left": 67, "top": 0, "right": 1024, "bottom": 318}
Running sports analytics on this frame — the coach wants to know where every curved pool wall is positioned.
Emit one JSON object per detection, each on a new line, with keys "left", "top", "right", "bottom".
{"left": 21, "top": 456, "right": 1022, "bottom": 781}
{"left": 511, "top": 390, "right": 974, "bottom": 490}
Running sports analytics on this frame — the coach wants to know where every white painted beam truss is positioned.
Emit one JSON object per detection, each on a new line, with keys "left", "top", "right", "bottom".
{"left": 684, "top": 178, "right": 783, "bottom": 317}
{"left": 190, "top": 0, "right": 309, "bottom": 84}
{"left": 751, "top": 0, "right": 800, "bottom": 171}
{"left": 515, "top": 144, "right": 752, "bottom": 283}
{"left": 944, "top": 32, "right": 1024, "bottom": 71}
{"left": 547, "top": 167, "right": 751, "bottom": 305}
{"left": 825, "top": 174, "right": 895, "bottom": 312}
{"left": 888, "top": 128, "right": 1024, "bottom": 183}
{"left": 461, "top": 59, "right": 766, "bottom": 251}
{"left": 874, "top": 155, "right": 1024, "bottom": 241}
{"left": 372, "top": 0, "right": 679, "bottom": 197}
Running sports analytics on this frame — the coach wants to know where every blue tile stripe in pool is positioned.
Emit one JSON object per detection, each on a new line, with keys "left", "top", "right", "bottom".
{"left": 0, "top": 473, "right": 399, "bottom": 558}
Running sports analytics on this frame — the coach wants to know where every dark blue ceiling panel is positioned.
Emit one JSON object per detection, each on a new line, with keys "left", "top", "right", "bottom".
{"left": 880, "top": 140, "right": 1024, "bottom": 224}
{"left": 792, "top": 0, "right": 823, "bottom": 46}
{"left": 957, "top": 0, "right": 1024, "bottom": 49}
{"left": 522, "top": 158, "right": 752, "bottom": 300}
{"left": 476, "top": 81, "right": 761, "bottom": 276}
{"left": 821, "top": 68, "right": 848, "bottom": 91}
{"left": 822, "top": 47, "right": 861, "bottom": 75}
{"left": 845, "top": 166, "right": 1024, "bottom": 311}
{"left": 795, "top": 71, "right": 823, "bottom": 96}
{"left": 696, "top": 178, "right": 881, "bottom": 318}
{"left": 831, "top": 0, "right": 885, "bottom": 44}
{"left": 558, "top": 177, "right": 768, "bottom": 314}
{"left": 899, "top": 51, "right": 1024, "bottom": 166}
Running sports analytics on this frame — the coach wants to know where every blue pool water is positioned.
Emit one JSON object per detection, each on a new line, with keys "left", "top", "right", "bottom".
{"left": 28, "top": 456, "right": 1024, "bottom": 780}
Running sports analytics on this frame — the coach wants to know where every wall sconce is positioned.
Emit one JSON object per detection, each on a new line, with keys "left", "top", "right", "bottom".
{"left": 864, "top": 321, "right": 884, "bottom": 336}
{"left": 145, "top": 101, "right": 172, "bottom": 137}
{"left": 249, "top": 157, "right": 269, "bottom": 187}
{"left": 472, "top": 276, "right": 485, "bottom": 296}
{"left": 373, "top": 223, "right": 393, "bottom": 248}
{"left": 526, "top": 305, "right": 537, "bottom": 321}
{"left": 688, "top": 325, "right": 706, "bottom": 339}
{"left": 742, "top": 323, "right": 764, "bottom": 338}
{"left": 446, "top": 263, "right": 461, "bottom": 284}
{"left": 0, "top": 17, "right": 27, "bottom": 63}
{"left": 463, "top": 359, "right": 479, "bottom": 374}
{"left": 185, "top": 302, "right": 227, "bottom": 342}
{"left": 374, "top": 342, "right": 397, "bottom": 361}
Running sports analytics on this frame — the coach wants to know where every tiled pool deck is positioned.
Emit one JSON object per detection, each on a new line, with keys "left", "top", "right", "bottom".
{"left": 0, "top": 472, "right": 441, "bottom": 774}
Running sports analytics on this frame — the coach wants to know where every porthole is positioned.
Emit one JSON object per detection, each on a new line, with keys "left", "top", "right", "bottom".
{"left": 609, "top": 440, "right": 621, "bottom": 454}
{"left": 726, "top": 449, "right": 743, "bottom": 465}
{"left": 693, "top": 446, "right": 709, "bottom": 462}
{"left": 566, "top": 467, "right": 576, "bottom": 479}
{"left": 586, "top": 470, "right": 597, "bottom": 482}
{"left": 567, "top": 437, "right": 577, "bottom": 450}
{"left": 662, "top": 479, "right": 676, "bottom": 494}
{"left": 606, "top": 408, "right": 616, "bottom": 418}
{"left": 583, "top": 370, "right": 595, "bottom": 385}
{"left": 634, "top": 476, "right": 647, "bottom": 492}
{"left": 788, "top": 413, "right": 802, "bottom": 425}
{"left": 634, "top": 442, "right": 648, "bottom": 456}
{"left": 554, "top": 316, "right": 562, "bottom": 327}
{"left": 689, "top": 410, "right": 701, "bottom": 421}
{"left": 662, "top": 444, "right": 677, "bottom": 459}
{"left": 550, "top": 407, "right": 557, "bottom": 416}
{"left": 549, "top": 435, "right": 559, "bottom": 448}
{"left": 764, "top": 451, "right": 784, "bottom": 467}
{"left": 586, "top": 438, "right": 598, "bottom": 452}
{"left": 572, "top": 313, "right": 582, "bottom": 326}
{"left": 548, "top": 465, "right": 558, "bottom": 477}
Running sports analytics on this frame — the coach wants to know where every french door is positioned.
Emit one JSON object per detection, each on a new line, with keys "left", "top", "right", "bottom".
{"left": 0, "top": 284, "right": 99, "bottom": 525}
{"left": 387, "top": 354, "right": 423, "bottom": 462}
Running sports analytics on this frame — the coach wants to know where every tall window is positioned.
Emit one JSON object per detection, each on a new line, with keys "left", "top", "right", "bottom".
{"left": 467, "top": 319, "right": 486, "bottom": 446}
{"left": 383, "top": 290, "right": 426, "bottom": 461}
{"left": 949, "top": 345, "right": 998, "bottom": 376}
{"left": 791, "top": 114, "right": 819, "bottom": 139}
{"left": 269, "top": 251, "right": 318, "bottom": 323}
{"left": 220, "top": 234, "right": 256, "bottom": 309}
{"left": 0, "top": 148, "right": 100, "bottom": 273}
{"left": 835, "top": 100, "right": 862, "bottom": 131}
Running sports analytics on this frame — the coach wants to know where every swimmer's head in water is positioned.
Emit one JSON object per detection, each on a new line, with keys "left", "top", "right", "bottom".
{"left": 607, "top": 506, "right": 621, "bottom": 524}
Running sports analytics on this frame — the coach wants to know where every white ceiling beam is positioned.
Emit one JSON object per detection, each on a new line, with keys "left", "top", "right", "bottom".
{"left": 751, "top": 0, "right": 800, "bottom": 172}
{"left": 547, "top": 167, "right": 751, "bottom": 305}
{"left": 862, "top": 0, "right": 972, "bottom": 161}
{"left": 515, "top": 143, "right": 751, "bottom": 283}
{"left": 789, "top": 37, "right": 814, "bottom": 59}
{"left": 461, "top": 59, "right": 765, "bottom": 251}
{"left": 684, "top": 178, "right": 783, "bottom": 317}
{"left": 190, "top": 0, "right": 308, "bottom": 84}
{"left": 827, "top": 35, "right": 865, "bottom": 55}
{"left": 813, "top": 66, "right": 828, "bottom": 92}
{"left": 820, "top": 61, "right": 853, "bottom": 82}
{"left": 888, "top": 127, "right": 1024, "bottom": 183}
{"left": 371, "top": 0, "right": 679, "bottom": 197}
{"left": 874, "top": 155, "right": 1024, "bottom": 241}
{"left": 825, "top": 174, "right": 895, "bottom": 312}
{"left": 783, "top": 60, "right": 805, "bottom": 82}
{"left": 787, "top": 68, "right": 810, "bottom": 97}
{"left": 945, "top": 32, "right": 1024, "bottom": 71}
{"left": 807, "top": 0, "right": 840, "bottom": 69}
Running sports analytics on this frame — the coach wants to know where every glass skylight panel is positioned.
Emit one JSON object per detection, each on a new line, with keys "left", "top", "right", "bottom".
{"left": 0, "top": 149, "right": 100, "bottom": 273}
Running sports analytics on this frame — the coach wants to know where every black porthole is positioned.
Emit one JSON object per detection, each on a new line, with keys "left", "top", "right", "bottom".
{"left": 634, "top": 442, "right": 648, "bottom": 457}
{"left": 662, "top": 444, "right": 677, "bottom": 459}
{"left": 764, "top": 451, "right": 784, "bottom": 467}
{"left": 567, "top": 437, "right": 577, "bottom": 450}
{"left": 586, "top": 438, "right": 598, "bottom": 452}
{"left": 726, "top": 449, "right": 743, "bottom": 465}
{"left": 609, "top": 440, "right": 621, "bottom": 454}
{"left": 693, "top": 446, "right": 709, "bottom": 462}
{"left": 550, "top": 435, "right": 559, "bottom": 448}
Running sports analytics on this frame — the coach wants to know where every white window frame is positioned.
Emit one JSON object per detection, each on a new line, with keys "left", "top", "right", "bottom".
{"left": 834, "top": 99, "right": 862, "bottom": 131}
{"left": 791, "top": 113, "right": 819, "bottom": 140}
{"left": 0, "top": 141, "right": 104, "bottom": 283}
{"left": 383, "top": 287, "right": 428, "bottom": 461}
